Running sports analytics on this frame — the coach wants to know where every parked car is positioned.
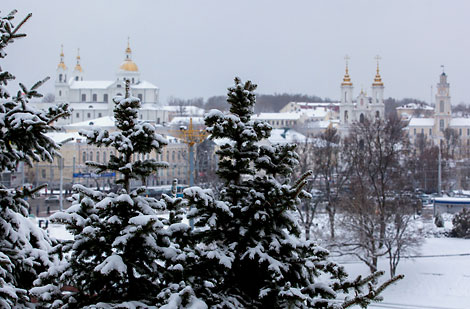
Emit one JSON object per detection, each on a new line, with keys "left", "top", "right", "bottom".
{"left": 45, "top": 195, "right": 59, "bottom": 204}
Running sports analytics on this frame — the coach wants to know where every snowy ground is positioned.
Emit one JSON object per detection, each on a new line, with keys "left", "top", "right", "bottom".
{"left": 39, "top": 212, "right": 470, "bottom": 308}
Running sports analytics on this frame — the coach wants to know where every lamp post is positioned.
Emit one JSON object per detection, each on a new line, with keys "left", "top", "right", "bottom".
{"left": 174, "top": 118, "right": 208, "bottom": 187}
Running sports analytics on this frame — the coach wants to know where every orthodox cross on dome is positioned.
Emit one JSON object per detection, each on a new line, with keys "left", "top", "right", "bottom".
{"left": 125, "top": 36, "right": 132, "bottom": 60}
{"left": 441, "top": 64, "right": 445, "bottom": 73}
{"left": 342, "top": 54, "right": 352, "bottom": 86}
{"left": 372, "top": 54, "right": 383, "bottom": 86}
{"left": 58, "top": 44, "right": 66, "bottom": 70}
{"left": 74, "top": 48, "right": 83, "bottom": 72}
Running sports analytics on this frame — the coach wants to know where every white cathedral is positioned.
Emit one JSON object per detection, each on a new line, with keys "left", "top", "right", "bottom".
{"left": 338, "top": 58, "right": 385, "bottom": 134}
{"left": 49, "top": 41, "right": 168, "bottom": 125}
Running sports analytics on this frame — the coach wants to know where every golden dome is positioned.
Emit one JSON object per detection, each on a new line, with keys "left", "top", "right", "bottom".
{"left": 58, "top": 44, "right": 67, "bottom": 70}
{"left": 58, "top": 62, "right": 67, "bottom": 70}
{"left": 341, "top": 55, "right": 353, "bottom": 86}
{"left": 120, "top": 60, "right": 139, "bottom": 72}
{"left": 74, "top": 49, "right": 83, "bottom": 72}
{"left": 372, "top": 55, "right": 384, "bottom": 86}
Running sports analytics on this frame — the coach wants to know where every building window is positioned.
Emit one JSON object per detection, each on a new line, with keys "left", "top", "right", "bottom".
{"left": 360, "top": 113, "right": 365, "bottom": 123}
{"left": 59, "top": 74, "right": 63, "bottom": 82}
{"left": 93, "top": 94, "right": 97, "bottom": 102}
{"left": 172, "top": 151, "right": 175, "bottom": 161}
{"left": 440, "top": 101, "right": 444, "bottom": 113}
{"left": 117, "top": 93, "right": 122, "bottom": 96}
{"left": 178, "top": 151, "right": 181, "bottom": 161}
{"left": 157, "top": 117, "right": 160, "bottom": 124}
{"left": 96, "top": 152, "right": 100, "bottom": 162}
{"left": 75, "top": 76, "right": 79, "bottom": 81}
{"left": 132, "top": 78, "right": 135, "bottom": 84}
{"left": 421, "top": 128, "right": 424, "bottom": 134}
{"left": 429, "top": 128, "right": 432, "bottom": 135}
{"left": 82, "top": 151, "right": 86, "bottom": 163}
{"left": 375, "top": 111, "right": 380, "bottom": 118}
{"left": 440, "top": 119, "right": 444, "bottom": 131}
{"left": 103, "top": 151, "right": 107, "bottom": 163}
{"left": 98, "top": 113, "right": 102, "bottom": 118}
{"left": 41, "top": 169, "right": 46, "bottom": 179}
{"left": 460, "top": 128, "right": 462, "bottom": 136}
{"left": 413, "top": 128, "right": 416, "bottom": 136}
{"left": 468, "top": 129, "right": 470, "bottom": 136}
{"left": 138, "top": 94, "right": 143, "bottom": 101}
{"left": 104, "top": 94, "right": 108, "bottom": 102}
{"left": 89, "top": 151, "right": 93, "bottom": 162}
{"left": 76, "top": 112, "right": 80, "bottom": 118}
{"left": 59, "top": 90, "right": 62, "bottom": 96}
{"left": 87, "top": 113, "right": 91, "bottom": 118}
{"left": 81, "top": 94, "right": 86, "bottom": 102}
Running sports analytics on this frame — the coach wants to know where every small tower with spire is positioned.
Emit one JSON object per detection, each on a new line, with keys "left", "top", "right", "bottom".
{"left": 371, "top": 55, "right": 385, "bottom": 118}
{"left": 435, "top": 65, "right": 452, "bottom": 134}
{"left": 55, "top": 45, "right": 70, "bottom": 100}
{"left": 71, "top": 48, "right": 84, "bottom": 82}
{"left": 340, "top": 55, "right": 354, "bottom": 125}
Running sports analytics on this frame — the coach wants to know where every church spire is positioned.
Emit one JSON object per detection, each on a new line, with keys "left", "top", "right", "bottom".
{"left": 341, "top": 55, "right": 353, "bottom": 86}
{"left": 57, "top": 44, "right": 67, "bottom": 70}
{"left": 74, "top": 48, "right": 83, "bottom": 72}
{"left": 372, "top": 55, "right": 384, "bottom": 86}
{"left": 125, "top": 36, "right": 132, "bottom": 60}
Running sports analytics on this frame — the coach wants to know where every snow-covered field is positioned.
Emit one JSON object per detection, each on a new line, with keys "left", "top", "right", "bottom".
{"left": 41, "top": 214, "right": 470, "bottom": 308}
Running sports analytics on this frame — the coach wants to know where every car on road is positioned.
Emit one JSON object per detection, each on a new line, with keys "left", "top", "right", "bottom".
{"left": 45, "top": 195, "right": 60, "bottom": 204}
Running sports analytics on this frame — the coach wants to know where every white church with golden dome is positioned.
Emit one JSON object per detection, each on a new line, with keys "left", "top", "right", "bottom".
{"left": 52, "top": 40, "right": 168, "bottom": 125}
{"left": 338, "top": 56, "right": 385, "bottom": 134}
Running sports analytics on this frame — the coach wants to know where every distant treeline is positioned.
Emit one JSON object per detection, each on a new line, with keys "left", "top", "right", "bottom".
{"left": 168, "top": 94, "right": 468, "bottom": 116}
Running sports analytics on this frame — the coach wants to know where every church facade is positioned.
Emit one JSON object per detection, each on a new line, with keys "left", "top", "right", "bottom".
{"left": 43, "top": 41, "right": 169, "bottom": 125}
{"left": 338, "top": 58, "right": 385, "bottom": 135}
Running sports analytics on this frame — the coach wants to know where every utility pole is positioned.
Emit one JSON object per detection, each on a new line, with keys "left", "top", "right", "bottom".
{"left": 438, "top": 141, "right": 442, "bottom": 195}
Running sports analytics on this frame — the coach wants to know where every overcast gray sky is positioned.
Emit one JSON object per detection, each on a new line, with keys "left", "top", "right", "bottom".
{"left": 2, "top": 0, "right": 470, "bottom": 105}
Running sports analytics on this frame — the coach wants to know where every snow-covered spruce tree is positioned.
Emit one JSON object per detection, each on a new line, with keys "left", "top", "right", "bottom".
{"left": 0, "top": 10, "right": 70, "bottom": 308}
{"left": 185, "top": 77, "right": 402, "bottom": 308}
{"left": 32, "top": 80, "right": 197, "bottom": 308}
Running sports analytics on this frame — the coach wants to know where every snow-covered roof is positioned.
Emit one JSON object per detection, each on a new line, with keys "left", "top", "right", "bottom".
{"left": 306, "top": 120, "right": 336, "bottom": 129}
{"left": 64, "top": 116, "right": 116, "bottom": 129}
{"left": 303, "top": 108, "right": 328, "bottom": 118}
{"left": 69, "top": 103, "right": 108, "bottom": 110}
{"left": 141, "top": 103, "right": 165, "bottom": 110}
{"left": 254, "top": 113, "right": 301, "bottom": 120}
{"left": 132, "top": 80, "right": 158, "bottom": 89}
{"left": 434, "top": 197, "right": 470, "bottom": 203}
{"left": 295, "top": 102, "right": 340, "bottom": 107}
{"left": 397, "top": 103, "right": 434, "bottom": 110}
{"left": 169, "top": 117, "right": 205, "bottom": 126}
{"left": 69, "top": 80, "right": 114, "bottom": 89}
{"left": 46, "top": 132, "right": 82, "bottom": 144}
{"left": 449, "top": 118, "right": 470, "bottom": 127}
{"left": 268, "top": 129, "right": 306, "bottom": 144}
{"left": 408, "top": 118, "right": 435, "bottom": 127}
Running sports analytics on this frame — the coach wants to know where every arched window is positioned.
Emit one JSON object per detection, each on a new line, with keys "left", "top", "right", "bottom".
{"left": 132, "top": 78, "right": 135, "bottom": 84}
{"left": 117, "top": 93, "right": 122, "bottom": 96}
{"left": 82, "top": 151, "right": 86, "bottom": 163}
{"left": 59, "top": 90, "right": 62, "bottom": 96}
{"left": 89, "top": 151, "right": 93, "bottom": 162}
{"left": 59, "top": 74, "right": 63, "bottom": 82}
{"left": 103, "top": 94, "right": 108, "bottom": 102}
{"left": 96, "top": 152, "right": 100, "bottom": 162}
{"left": 178, "top": 151, "right": 181, "bottom": 161}
{"left": 344, "top": 110, "right": 348, "bottom": 123}
{"left": 440, "top": 101, "right": 444, "bottom": 113}
{"left": 360, "top": 113, "right": 365, "bottom": 123}
{"left": 75, "top": 76, "right": 79, "bottom": 81}
{"left": 81, "top": 94, "right": 86, "bottom": 102}
{"left": 439, "top": 119, "right": 444, "bottom": 131}
{"left": 172, "top": 151, "right": 175, "bottom": 161}
{"left": 375, "top": 111, "right": 380, "bottom": 118}
{"left": 103, "top": 151, "right": 107, "bottom": 163}
{"left": 344, "top": 91, "right": 347, "bottom": 102}
{"left": 93, "top": 94, "right": 97, "bottom": 102}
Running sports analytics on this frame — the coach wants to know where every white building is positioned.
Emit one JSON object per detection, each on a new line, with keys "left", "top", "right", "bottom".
{"left": 407, "top": 71, "right": 470, "bottom": 156}
{"left": 339, "top": 58, "right": 385, "bottom": 135}
{"left": 44, "top": 42, "right": 169, "bottom": 125}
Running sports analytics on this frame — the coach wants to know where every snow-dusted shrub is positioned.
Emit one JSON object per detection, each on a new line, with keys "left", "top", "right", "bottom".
{"left": 451, "top": 209, "right": 470, "bottom": 238}
{"left": 435, "top": 212, "right": 445, "bottom": 228}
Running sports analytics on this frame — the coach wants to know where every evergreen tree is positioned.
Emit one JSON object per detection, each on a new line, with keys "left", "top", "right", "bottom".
{"left": 0, "top": 10, "right": 70, "bottom": 308}
{"left": 32, "top": 80, "right": 195, "bottom": 308}
{"left": 186, "top": 77, "right": 401, "bottom": 308}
